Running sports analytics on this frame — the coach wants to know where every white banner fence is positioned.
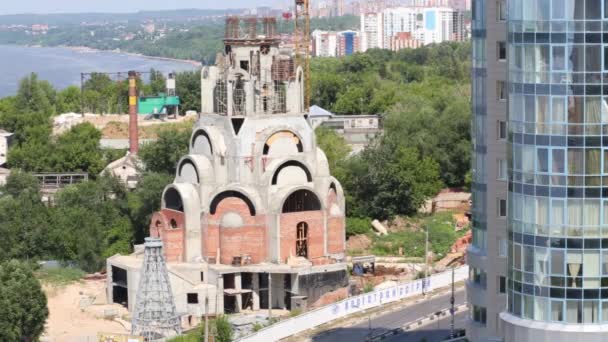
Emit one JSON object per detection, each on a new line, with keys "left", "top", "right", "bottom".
{"left": 237, "top": 265, "right": 469, "bottom": 341}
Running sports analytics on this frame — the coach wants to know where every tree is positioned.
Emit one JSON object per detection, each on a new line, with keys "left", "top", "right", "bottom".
{"left": 0, "top": 171, "right": 51, "bottom": 262}
{"left": 14, "top": 73, "right": 55, "bottom": 115}
{"left": 0, "top": 261, "right": 48, "bottom": 342}
{"left": 56, "top": 86, "right": 82, "bottom": 113}
{"left": 128, "top": 172, "right": 173, "bottom": 243}
{"left": 315, "top": 126, "right": 350, "bottom": 179}
{"left": 53, "top": 122, "right": 104, "bottom": 175}
{"left": 49, "top": 176, "right": 133, "bottom": 272}
{"left": 139, "top": 128, "right": 190, "bottom": 175}
{"left": 385, "top": 81, "right": 471, "bottom": 186}
{"left": 1, "top": 169, "right": 40, "bottom": 198}
{"left": 345, "top": 145, "right": 443, "bottom": 220}
{"left": 175, "top": 70, "right": 201, "bottom": 112}
{"left": 147, "top": 68, "right": 167, "bottom": 95}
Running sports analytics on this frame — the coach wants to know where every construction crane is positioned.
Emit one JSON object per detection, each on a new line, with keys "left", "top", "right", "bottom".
{"left": 294, "top": 0, "right": 311, "bottom": 111}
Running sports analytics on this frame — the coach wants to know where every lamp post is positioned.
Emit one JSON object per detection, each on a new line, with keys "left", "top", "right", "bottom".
{"left": 424, "top": 225, "right": 429, "bottom": 295}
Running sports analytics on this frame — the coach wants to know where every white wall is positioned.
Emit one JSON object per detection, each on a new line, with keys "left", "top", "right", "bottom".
{"left": 237, "top": 266, "right": 469, "bottom": 341}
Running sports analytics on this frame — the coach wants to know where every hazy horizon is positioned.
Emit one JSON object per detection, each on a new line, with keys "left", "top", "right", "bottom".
{"left": 0, "top": 0, "right": 289, "bottom": 15}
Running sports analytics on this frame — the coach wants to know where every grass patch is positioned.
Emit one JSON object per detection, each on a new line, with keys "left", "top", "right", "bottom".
{"left": 290, "top": 308, "right": 303, "bottom": 317}
{"left": 36, "top": 267, "right": 85, "bottom": 286}
{"left": 371, "top": 212, "right": 458, "bottom": 258}
{"left": 168, "top": 330, "right": 200, "bottom": 342}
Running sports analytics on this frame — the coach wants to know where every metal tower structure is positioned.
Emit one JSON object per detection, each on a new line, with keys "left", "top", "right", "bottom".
{"left": 294, "top": 0, "right": 311, "bottom": 111}
{"left": 132, "top": 237, "right": 181, "bottom": 340}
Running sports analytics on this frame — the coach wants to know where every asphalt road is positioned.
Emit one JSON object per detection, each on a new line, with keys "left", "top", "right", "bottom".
{"left": 311, "top": 288, "right": 466, "bottom": 342}
{"left": 383, "top": 311, "right": 468, "bottom": 342}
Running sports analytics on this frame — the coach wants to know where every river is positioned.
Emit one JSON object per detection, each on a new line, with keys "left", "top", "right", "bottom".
{"left": 0, "top": 44, "right": 200, "bottom": 97}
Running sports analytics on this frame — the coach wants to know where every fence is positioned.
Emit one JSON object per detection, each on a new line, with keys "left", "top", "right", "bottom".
{"left": 237, "top": 265, "right": 469, "bottom": 341}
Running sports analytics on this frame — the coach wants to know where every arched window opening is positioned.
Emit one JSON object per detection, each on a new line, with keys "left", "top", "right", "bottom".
{"left": 210, "top": 191, "right": 256, "bottom": 216}
{"left": 233, "top": 76, "right": 246, "bottom": 115}
{"left": 164, "top": 188, "right": 184, "bottom": 211}
{"left": 329, "top": 183, "right": 337, "bottom": 193}
{"left": 263, "top": 131, "right": 303, "bottom": 155}
{"left": 214, "top": 80, "right": 227, "bottom": 114}
{"left": 272, "top": 160, "right": 312, "bottom": 185}
{"left": 170, "top": 219, "right": 178, "bottom": 229}
{"left": 282, "top": 190, "right": 321, "bottom": 213}
{"left": 296, "top": 222, "right": 308, "bottom": 258}
{"left": 179, "top": 160, "right": 200, "bottom": 184}
{"left": 192, "top": 130, "right": 213, "bottom": 155}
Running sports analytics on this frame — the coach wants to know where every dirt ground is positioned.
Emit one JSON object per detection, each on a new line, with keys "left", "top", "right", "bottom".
{"left": 53, "top": 112, "right": 196, "bottom": 139}
{"left": 42, "top": 279, "right": 129, "bottom": 342}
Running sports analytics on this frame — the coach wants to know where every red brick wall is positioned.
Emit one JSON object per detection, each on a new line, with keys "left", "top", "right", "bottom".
{"left": 327, "top": 217, "right": 345, "bottom": 254}
{"left": 326, "top": 188, "right": 345, "bottom": 254}
{"left": 150, "top": 209, "right": 186, "bottom": 262}
{"left": 204, "top": 197, "right": 267, "bottom": 264}
{"left": 279, "top": 211, "right": 324, "bottom": 263}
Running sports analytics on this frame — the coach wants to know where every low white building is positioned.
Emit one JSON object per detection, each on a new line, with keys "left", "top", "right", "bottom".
{"left": 0, "top": 130, "right": 14, "bottom": 167}
{"left": 102, "top": 153, "right": 142, "bottom": 189}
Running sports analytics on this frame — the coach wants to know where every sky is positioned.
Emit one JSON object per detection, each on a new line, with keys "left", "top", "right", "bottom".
{"left": 0, "top": 0, "right": 288, "bottom": 15}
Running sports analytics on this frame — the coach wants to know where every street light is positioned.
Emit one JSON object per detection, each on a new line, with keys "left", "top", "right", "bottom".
{"left": 424, "top": 224, "right": 429, "bottom": 295}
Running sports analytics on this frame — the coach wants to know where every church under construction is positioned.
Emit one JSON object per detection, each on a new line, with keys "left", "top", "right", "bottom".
{"left": 106, "top": 16, "right": 348, "bottom": 322}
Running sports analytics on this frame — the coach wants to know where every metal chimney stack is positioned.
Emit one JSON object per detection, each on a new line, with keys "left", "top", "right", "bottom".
{"left": 128, "top": 70, "right": 139, "bottom": 154}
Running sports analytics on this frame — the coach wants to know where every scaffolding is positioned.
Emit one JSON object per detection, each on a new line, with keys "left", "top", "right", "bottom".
{"left": 132, "top": 238, "right": 181, "bottom": 340}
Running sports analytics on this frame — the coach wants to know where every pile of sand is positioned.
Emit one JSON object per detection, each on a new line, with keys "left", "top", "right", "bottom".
{"left": 42, "top": 279, "right": 129, "bottom": 341}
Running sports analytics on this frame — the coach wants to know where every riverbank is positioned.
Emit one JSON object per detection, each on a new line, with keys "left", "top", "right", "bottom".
{"left": 19, "top": 43, "right": 203, "bottom": 68}
{"left": 63, "top": 45, "right": 203, "bottom": 67}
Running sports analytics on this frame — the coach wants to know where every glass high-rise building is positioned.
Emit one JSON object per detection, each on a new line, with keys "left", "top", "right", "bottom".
{"left": 469, "top": 0, "right": 608, "bottom": 341}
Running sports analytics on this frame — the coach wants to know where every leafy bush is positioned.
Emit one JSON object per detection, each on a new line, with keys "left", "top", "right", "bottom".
{"left": 0, "top": 261, "right": 48, "bottom": 342}
{"left": 346, "top": 217, "right": 372, "bottom": 237}
{"left": 213, "top": 315, "right": 233, "bottom": 342}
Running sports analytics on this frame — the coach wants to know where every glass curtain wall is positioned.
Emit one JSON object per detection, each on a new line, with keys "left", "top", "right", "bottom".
{"left": 508, "top": 0, "right": 608, "bottom": 324}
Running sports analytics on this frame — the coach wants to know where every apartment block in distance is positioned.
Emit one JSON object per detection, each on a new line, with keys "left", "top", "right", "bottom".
{"left": 469, "top": 0, "right": 608, "bottom": 341}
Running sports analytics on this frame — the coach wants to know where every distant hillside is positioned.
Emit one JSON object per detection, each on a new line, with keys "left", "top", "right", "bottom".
{"left": 0, "top": 9, "right": 244, "bottom": 26}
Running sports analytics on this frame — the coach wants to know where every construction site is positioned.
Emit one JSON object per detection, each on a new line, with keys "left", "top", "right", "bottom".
{"left": 106, "top": 4, "right": 349, "bottom": 338}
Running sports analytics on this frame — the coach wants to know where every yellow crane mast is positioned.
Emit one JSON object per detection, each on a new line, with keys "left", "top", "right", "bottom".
{"left": 294, "top": 0, "right": 311, "bottom": 111}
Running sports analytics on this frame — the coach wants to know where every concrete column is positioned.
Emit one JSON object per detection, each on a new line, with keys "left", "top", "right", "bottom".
{"left": 246, "top": 80, "right": 255, "bottom": 115}
{"left": 252, "top": 273, "right": 260, "bottom": 310}
{"left": 235, "top": 273, "right": 242, "bottom": 313}
{"left": 216, "top": 274, "right": 224, "bottom": 314}
{"left": 227, "top": 81, "right": 234, "bottom": 116}
{"left": 268, "top": 273, "right": 272, "bottom": 317}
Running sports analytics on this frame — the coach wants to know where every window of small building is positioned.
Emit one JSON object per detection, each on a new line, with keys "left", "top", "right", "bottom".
{"left": 187, "top": 293, "right": 199, "bottom": 304}
{"left": 200, "top": 272, "right": 204, "bottom": 282}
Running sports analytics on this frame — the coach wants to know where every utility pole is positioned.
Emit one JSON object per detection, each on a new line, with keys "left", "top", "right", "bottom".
{"left": 450, "top": 266, "right": 455, "bottom": 339}
{"left": 424, "top": 225, "right": 429, "bottom": 295}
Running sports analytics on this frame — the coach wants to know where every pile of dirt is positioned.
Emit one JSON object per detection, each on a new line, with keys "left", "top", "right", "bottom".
{"left": 310, "top": 287, "right": 349, "bottom": 308}
{"left": 102, "top": 121, "right": 130, "bottom": 139}
{"left": 385, "top": 216, "right": 421, "bottom": 233}
{"left": 374, "top": 265, "right": 405, "bottom": 276}
{"left": 346, "top": 234, "right": 372, "bottom": 252}
{"left": 43, "top": 279, "right": 129, "bottom": 340}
